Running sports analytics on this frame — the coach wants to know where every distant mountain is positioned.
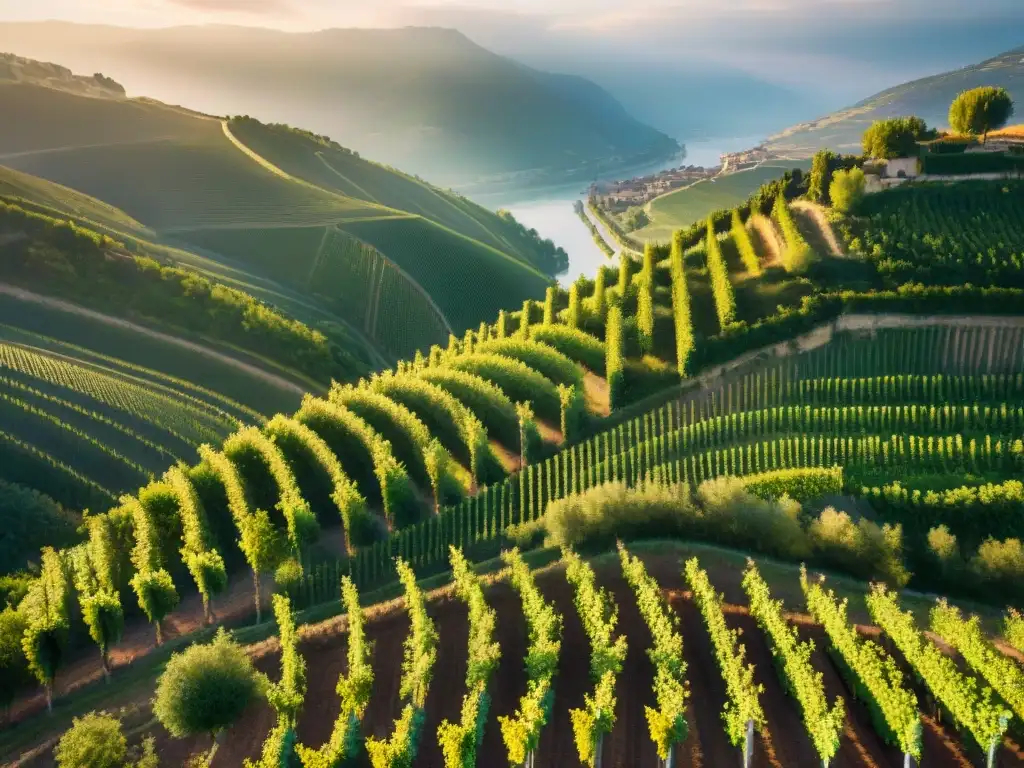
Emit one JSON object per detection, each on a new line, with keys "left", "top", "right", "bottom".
{"left": 0, "top": 66, "right": 556, "bottom": 360}
{"left": 0, "top": 22, "right": 680, "bottom": 192}
{"left": 766, "top": 44, "right": 1024, "bottom": 156}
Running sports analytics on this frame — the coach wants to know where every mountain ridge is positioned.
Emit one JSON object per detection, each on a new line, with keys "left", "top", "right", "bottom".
{"left": 0, "top": 21, "right": 680, "bottom": 192}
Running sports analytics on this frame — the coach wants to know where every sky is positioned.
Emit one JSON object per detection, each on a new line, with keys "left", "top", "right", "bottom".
{"left": 5, "top": 0, "right": 1023, "bottom": 131}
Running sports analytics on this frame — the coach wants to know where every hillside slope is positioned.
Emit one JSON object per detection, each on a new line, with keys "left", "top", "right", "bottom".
{"left": 0, "top": 23, "right": 679, "bottom": 191}
{"left": 766, "top": 44, "right": 1024, "bottom": 155}
{"left": 0, "top": 74, "right": 554, "bottom": 356}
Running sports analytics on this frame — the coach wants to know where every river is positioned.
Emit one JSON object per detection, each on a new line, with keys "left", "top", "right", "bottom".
{"left": 502, "top": 136, "right": 764, "bottom": 282}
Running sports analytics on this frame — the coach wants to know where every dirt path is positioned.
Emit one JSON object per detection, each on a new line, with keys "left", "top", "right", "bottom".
{"left": 11, "top": 552, "right": 1014, "bottom": 768}
{"left": 0, "top": 283, "right": 307, "bottom": 397}
{"left": 790, "top": 199, "right": 845, "bottom": 257}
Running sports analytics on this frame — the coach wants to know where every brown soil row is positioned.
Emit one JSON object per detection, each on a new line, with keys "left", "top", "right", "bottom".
{"left": 13, "top": 553, "right": 1020, "bottom": 768}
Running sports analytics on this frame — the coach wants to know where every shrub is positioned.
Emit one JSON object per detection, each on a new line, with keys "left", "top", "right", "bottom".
{"left": 949, "top": 86, "right": 1015, "bottom": 140}
{"left": 740, "top": 467, "right": 843, "bottom": 503}
{"left": 153, "top": 628, "right": 263, "bottom": 739}
{"left": 605, "top": 306, "right": 626, "bottom": 410}
{"left": 829, "top": 168, "right": 865, "bottom": 214}
{"left": 529, "top": 325, "right": 605, "bottom": 372}
{"left": 772, "top": 195, "right": 814, "bottom": 274}
{"left": 862, "top": 116, "right": 929, "bottom": 159}
{"left": 0, "top": 481, "right": 79, "bottom": 576}
{"left": 541, "top": 482, "right": 697, "bottom": 549}
{"left": 696, "top": 477, "right": 809, "bottom": 560}
{"left": 808, "top": 508, "right": 909, "bottom": 586}
{"left": 970, "top": 537, "right": 1024, "bottom": 586}
{"left": 55, "top": 712, "right": 127, "bottom": 768}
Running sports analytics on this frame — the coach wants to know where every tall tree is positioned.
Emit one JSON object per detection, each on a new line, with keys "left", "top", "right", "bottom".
{"left": 862, "top": 116, "right": 929, "bottom": 159}
{"left": 21, "top": 548, "right": 70, "bottom": 712}
{"left": 949, "top": 86, "right": 1015, "bottom": 143}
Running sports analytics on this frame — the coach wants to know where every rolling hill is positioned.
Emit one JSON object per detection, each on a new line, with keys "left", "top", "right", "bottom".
{"left": 0, "top": 66, "right": 557, "bottom": 358}
{"left": 766, "top": 43, "right": 1024, "bottom": 156}
{"left": 0, "top": 23, "right": 680, "bottom": 192}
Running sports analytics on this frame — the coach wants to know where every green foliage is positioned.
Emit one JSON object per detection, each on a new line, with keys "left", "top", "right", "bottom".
{"left": 867, "top": 585, "right": 1010, "bottom": 753}
{"left": 636, "top": 264, "right": 655, "bottom": 355}
{"left": 620, "top": 545, "right": 688, "bottom": 758}
{"left": 498, "top": 548, "right": 561, "bottom": 764}
{"left": 224, "top": 427, "right": 320, "bottom": 555}
{"left": 862, "top": 116, "right": 930, "bottom": 159}
{"left": 743, "top": 561, "right": 844, "bottom": 764}
{"left": 529, "top": 325, "right": 605, "bottom": 372}
{"left": 949, "top": 86, "right": 1015, "bottom": 139}
{"left": 0, "top": 607, "right": 33, "bottom": 714}
{"left": 474, "top": 338, "right": 583, "bottom": 388}
{"left": 566, "top": 282, "right": 582, "bottom": 329}
{"left": 808, "top": 149, "right": 839, "bottom": 204}
{"left": 801, "top": 569, "right": 920, "bottom": 757}
{"left": 668, "top": 231, "right": 694, "bottom": 378}
{"left": 684, "top": 558, "right": 763, "bottom": 749}
{"left": 55, "top": 712, "right": 127, "bottom": 768}
{"left": 564, "top": 548, "right": 627, "bottom": 766}
{"left": 704, "top": 219, "right": 736, "bottom": 328}
{"left": 21, "top": 547, "right": 70, "bottom": 700}
{"left": 1006, "top": 609, "right": 1024, "bottom": 653}
{"left": 364, "top": 705, "right": 423, "bottom": 768}
{"left": 771, "top": 196, "right": 814, "bottom": 274}
{"left": 931, "top": 600, "right": 1024, "bottom": 724}
{"left": 621, "top": 205, "right": 650, "bottom": 232}
{"left": 265, "top": 416, "right": 368, "bottom": 555}
{"left": 154, "top": 627, "right": 262, "bottom": 738}
{"left": 423, "top": 438, "right": 456, "bottom": 514}
{"left": 296, "top": 577, "right": 373, "bottom": 768}
{"left": 0, "top": 480, "right": 78, "bottom": 576}
{"left": 330, "top": 386, "right": 432, "bottom": 488}
{"left": 449, "top": 353, "right": 560, "bottom": 423}
{"left": 166, "top": 465, "right": 227, "bottom": 620}
{"left": 542, "top": 286, "right": 555, "bottom": 326}
{"left": 558, "top": 384, "right": 586, "bottom": 444}
{"left": 515, "top": 402, "right": 541, "bottom": 466}
{"left": 605, "top": 305, "right": 625, "bottom": 410}
{"left": 739, "top": 466, "right": 843, "bottom": 503}
{"left": 79, "top": 590, "right": 123, "bottom": 668}
{"left": 730, "top": 209, "right": 761, "bottom": 276}
{"left": 0, "top": 201, "right": 363, "bottom": 384}
{"left": 418, "top": 366, "right": 519, "bottom": 450}
{"left": 807, "top": 508, "right": 908, "bottom": 586}
{"left": 436, "top": 548, "right": 500, "bottom": 768}
{"left": 829, "top": 168, "right": 865, "bottom": 214}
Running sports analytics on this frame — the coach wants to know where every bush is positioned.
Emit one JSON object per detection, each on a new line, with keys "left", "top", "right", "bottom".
{"left": 740, "top": 467, "right": 844, "bottom": 503}
{"left": 696, "top": 477, "right": 809, "bottom": 560}
{"left": 540, "top": 482, "right": 698, "bottom": 549}
{"left": 862, "top": 116, "right": 930, "bottom": 159}
{"left": 808, "top": 508, "right": 909, "bottom": 586}
{"left": 55, "top": 712, "right": 127, "bottom": 768}
{"left": 153, "top": 628, "right": 263, "bottom": 739}
{"left": 970, "top": 537, "right": 1024, "bottom": 586}
{"left": 829, "top": 168, "right": 865, "bottom": 214}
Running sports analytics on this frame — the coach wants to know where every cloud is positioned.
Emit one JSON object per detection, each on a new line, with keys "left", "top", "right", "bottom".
{"left": 162, "top": 0, "right": 292, "bottom": 14}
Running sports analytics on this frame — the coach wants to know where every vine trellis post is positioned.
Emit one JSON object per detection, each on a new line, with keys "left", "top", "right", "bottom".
{"left": 743, "top": 717, "right": 754, "bottom": 768}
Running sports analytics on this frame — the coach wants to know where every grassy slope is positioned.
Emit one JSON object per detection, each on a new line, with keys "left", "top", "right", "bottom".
{"left": 226, "top": 120, "right": 552, "bottom": 268}
{"left": 0, "top": 84, "right": 550, "bottom": 337}
{"left": 636, "top": 161, "right": 812, "bottom": 243}
{"left": 765, "top": 44, "right": 1024, "bottom": 156}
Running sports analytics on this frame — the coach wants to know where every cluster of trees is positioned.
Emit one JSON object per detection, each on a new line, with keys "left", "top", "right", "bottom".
{"left": 0, "top": 201, "right": 369, "bottom": 383}
{"left": 620, "top": 205, "right": 650, "bottom": 233}
{"left": 861, "top": 116, "right": 932, "bottom": 159}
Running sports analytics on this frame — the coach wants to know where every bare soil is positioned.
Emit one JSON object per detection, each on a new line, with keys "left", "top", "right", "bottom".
{"left": 10, "top": 553, "right": 1016, "bottom": 768}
